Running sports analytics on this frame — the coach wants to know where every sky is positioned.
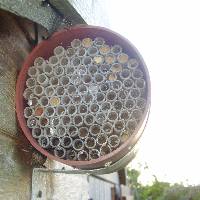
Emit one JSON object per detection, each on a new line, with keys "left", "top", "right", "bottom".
{"left": 107, "top": 0, "right": 200, "bottom": 185}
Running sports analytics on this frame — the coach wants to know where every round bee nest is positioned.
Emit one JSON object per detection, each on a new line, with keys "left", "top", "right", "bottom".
{"left": 16, "top": 26, "right": 150, "bottom": 169}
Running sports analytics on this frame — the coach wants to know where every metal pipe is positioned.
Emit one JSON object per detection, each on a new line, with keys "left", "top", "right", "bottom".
{"left": 88, "top": 65, "right": 98, "bottom": 75}
{"left": 38, "top": 136, "right": 50, "bottom": 149}
{"left": 101, "top": 102, "right": 111, "bottom": 112}
{"left": 93, "top": 55, "right": 104, "bottom": 64}
{"left": 49, "top": 55, "right": 59, "bottom": 66}
{"left": 67, "top": 85, "right": 77, "bottom": 95}
{"left": 89, "top": 149, "right": 100, "bottom": 160}
{"left": 131, "top": 109, "right": 142, "bottom": 121}
{"left": 82, "top": 74, "right": 92, "bottom": 84}
{"left": 120, "top": 69, "right": 131, "bottom": 79}
{"left": 26, "top": 77, "right": 36, "bottom": 88}
{"left": 43, "top": 64, "right": 54, "bottom": 76}
{"left": 50, "top": 76, "right": 59, "bottom": 86}
{"left": 100, "top": 82, "right": 110, "bottom": 92}
{"left": 89, "top": 124, "right": 101, "bottom": 136}
{"left": 117, "top": 53, "right": 129, "bottom": 64}
{"left": 132, "top": 68, "right": 143, "bottom": 79}
{"left": 106, "top": 91, "right": 117, "bottom": 101}
{"left": 79, "top": 127, "right": 89, "bottom": 139}
{"left": 23, "top": 88, "right": 33, "bottom": 100}
{"left": 87, "top": 46, "right": 98, "bottom": 57}
{"left": 136, "top": 98, "right": 146, "bottom": 109}
{"left": 111, "top": 63, "right": 122, "bottom": 73}
{"left": 67, "top": 150, "right": 77, "bottom": 160}
{"left": 123, "top": 78, "right": 134, "bottom": 89}
{"left": 56, "top": 125, "right": 66, "bottom": 137}
{"left": 85, "top": 137, "right": 96, "bottom": 149}
{"left": 67, "top": 104, "right": 77, "bottom": 116}
{"left": 49, "top": 96, "right": 60, "bottom": 107}
{"left": 108, "top": 111, "right": 118, "bottom": 122}
{"left": 108, "top": 135, "right": 120, "bottom": 148}
{"left": 34, "top": 57, "right": 45, "bottom": 67}
{"left": 135, "top": 78, "right": 146, "bottom": 89}
{"left": 78, "top": 104, "right": 88, "bottom": 114}
{"left": 78, "top": 84, "right": 88, "bottom": 94}
{"left": 39, "top": 116, "right": 49, "bottom": 127}
{"left": 73, "top": 114, "right": 83, "bottom": 127}
{"left": 119, "top": 110, "right": 130, "bottom": 120}
{"left": 71, "top": 56, "right": 82, "bottom": 67}
{"left": 54, "top": 65, "right": 64, "bottom": 77}
{"left": 56, "top": 105, "right": 66, "bottom": 116}
{"left": 89, "top": 103, "right": 100, "bottom": 113}
{"left": 99, "top": 64, "right": 110, "bottom": 74}
{"left": 60, "top": 57, "right": 69, "bottom": 67}
{"left": 33, "top": 85, "right": 44, "bottom": 96}
{"left": 113, "top": 100, "right": 123, "bottom": 110}
{"left": 66, "top": 47, "right": 76, "bottom": 57}
{"left": 27, "top": 116, "right": 37, "bottom": 128}
{"left": 28, "top": 96, "right": 39, "bottom": 107}
{"left": 28, "top": 66, "right": 39, "bottom": 77}
{"left": 53, "top": 46, "right": 65, "bottom": 57}
{"left": 96, "top": 92, "right": 105, "bottom": 103}
{"left": 99, "top": 45, "right": 110, "bottom": 55}
{"left": 77, "top": 150, "right": 89, "bottom": 161}
{"left": 61, "top": 136, "right": 72, "bottom": 148}
{"left": 61, "top": 115, "right": 71, "bottom": 126}
{"left": 44, "top": 86, "right": 55, "bottom": 97}
{"left": 105, "top": 53, "right": 116, "bottom": 64}
{"left": 54, "top": 146, "right": 66, "bottom": 159}
{"left": 126, "top": 119, "right": 137, "bottom": 131}
{"left": 50, "top": 116, "right": 60, "bottom": 127}
{"left": 71, "top": 39, "right": 82, "bottom": 49}
{"left": 40, "top": 96, "right": 49, "bottom": 107}
{"left": 111, "top": 80, "right": 122, "bottom": 91}
{"left": 94, "top": 73, "right": 104, "bottom": 83}
{"left": 50, "top": 136, "right": 61, "bottom": 148}
{"left": 76, "top": 47, "right": 87, "bottom": 57}
{"left": 32, "top": 127, "right": 43, "bottom": 138}
{"left": 24, "top": 107, "right": 33, "bottom": 118}
{"left": 94, "top": 37, "right": 105, "bottom": 46}
{"left": 34, "top": 106, "right": 44, "bottom": 117}
{"left": 83, "top": 93, "right": 93, "bottom": 104}
{"left": 114, "top": 120, "right": 125, "bottom": 133}
{"left": 77, "top": 65, "right": 87, "bottom": 75}
{"left": 111, "top": 45, "right": 122, "bottom": 55}
{"left": 95, "top": 113, "right": 106, "bottom": 124}
{"left": 72, "top": 139, "right": 84, "bottom": 151}
{"left": 72, "top": 94, "right": 82, "bottom": 104}
{"left": 56, "top": 86, "right": 65, "bottom": 96}
{"left": 118, "top": 90, "right": 128, "bottom": 101}
{"left": 97, "top": 134, "right": 108, "bottom": 146}
{"left": 128, "top": 58, "right": 139, "bottom": 69}
{"left": 68, "top": 125, "right": 78, "bottom": 137}
{"left": 65, "top": 66, "right": 75, "bottom": 76}
{"left": 130, "top": 88, "right": 141, "bottom": 99}
{"left": 61, "top": 95, "right": 71, "bottom": 105}
{"left": 82, "top": 38, "right": 93, "bottom": 48}
{"left": 100, "top": 145, "right": 111, "bottom": 156}
{"left": 125, "top": 99, "right": 136, "bottom": 109}
{"left": 102, "top": 122, "right": 113, "bottom": 135}
{"left": 44, "top": 126, "right": 55, "bottom": 137}
{"left": 82, "top": 56, "right": 92, "bottom": 65}
{"left": 71, "top": 74, "right": 82, "bottom": 85}
{"left": 84, "top": 114, "right": 95, "bottom": 126}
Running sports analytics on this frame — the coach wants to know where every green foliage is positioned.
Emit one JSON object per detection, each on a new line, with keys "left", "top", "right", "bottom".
{"left": 127, "top": 168, "right": 200, "bottom": 200}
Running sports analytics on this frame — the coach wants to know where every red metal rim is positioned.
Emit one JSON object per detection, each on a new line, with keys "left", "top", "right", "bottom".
{"left": 16, "top": 25, "right": 151, "bottom": 169}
